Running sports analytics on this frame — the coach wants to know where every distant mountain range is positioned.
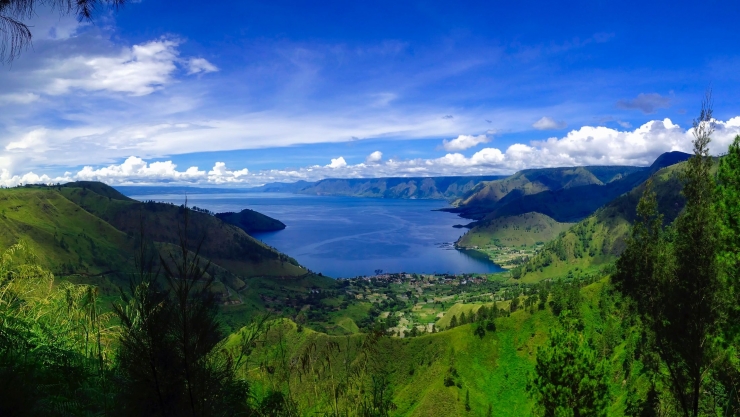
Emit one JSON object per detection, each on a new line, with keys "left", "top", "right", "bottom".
{"left": 444, "top": 151, "right": 691, "bottom": 222}
{"left": 117, "top": 176, "right": 508, "bottom": 200}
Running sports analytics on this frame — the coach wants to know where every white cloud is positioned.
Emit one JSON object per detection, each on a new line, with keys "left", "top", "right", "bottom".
{"left": 532, "top": 116, "right": 567, "bottom": 130}
{"left": 187, "top": 58, "right": 218, "bottom": 75}
{"left": 74, "top": 156, "right": 205, "bottom": 183}
{"left": 365, "top": 151, "right": 383, "bottom": 164}
{"left": 327, "top": 157, "right": 347, "bottom": 168}
{"left": 208, "top": 162, "right": 249, "bottom": 183}
{"left": 442, "top": 134, "right": 490, "bottom": 151}
{"left": 0, "top": 170, "right": 57, "bottom": 188}
{"left": 42, "top": 39, "right": 181, "bottom": 96}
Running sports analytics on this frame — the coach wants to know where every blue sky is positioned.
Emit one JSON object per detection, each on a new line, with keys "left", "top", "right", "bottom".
{"left": 2, "top": 0, "right": 740, "bottom": 186}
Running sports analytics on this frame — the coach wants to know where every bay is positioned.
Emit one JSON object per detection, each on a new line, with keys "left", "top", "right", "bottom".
{"left": 125, "top": 192, "right": 504, "bottom": 278}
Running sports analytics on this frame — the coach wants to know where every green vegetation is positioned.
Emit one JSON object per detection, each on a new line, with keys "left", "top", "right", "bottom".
{"left": 1, "top": 107, "right": 738, "bottom": 415}
{"left": 458, "top": 212, "right": 574, "bottom": 249}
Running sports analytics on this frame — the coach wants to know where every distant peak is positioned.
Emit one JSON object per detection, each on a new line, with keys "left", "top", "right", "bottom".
{"left": 650, "top": 151, "right": 692, "bottom": 170}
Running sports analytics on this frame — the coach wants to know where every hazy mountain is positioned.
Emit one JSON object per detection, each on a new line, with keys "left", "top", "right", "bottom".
{"left": 297, "top": 175, "right": 506, "bottom": 199}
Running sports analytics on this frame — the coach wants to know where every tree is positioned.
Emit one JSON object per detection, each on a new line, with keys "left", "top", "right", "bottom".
{"left": 449, "top": 314, "right": 458, "bottom": 329}
{"left": 717, "top": 134, "right": 740, "bottom": 336}
{"left": 614, "top": 94, "right": 725, "bottom": 416}
{"left": 114, "top": 209, "right": 250, "bottom": 416}
{"left": 528, "top": 313, "right": 610, "bottom": 417}
{"left": 485, "top": 320, "right": 496, "bottom": 332}
{"left": 473, "top": 324, "right": 486, "bottom": 339}
{"left": 0, "top": 0, "right": 128, "bottom": 63}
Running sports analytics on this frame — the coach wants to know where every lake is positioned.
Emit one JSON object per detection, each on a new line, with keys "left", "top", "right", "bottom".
{"left": 125, "top": 192, "right": 504, "bottom": 278}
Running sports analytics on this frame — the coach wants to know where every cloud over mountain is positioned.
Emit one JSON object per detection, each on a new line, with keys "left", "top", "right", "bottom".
{"left": 5, "top": 117, "right": 739, "bottom": 187}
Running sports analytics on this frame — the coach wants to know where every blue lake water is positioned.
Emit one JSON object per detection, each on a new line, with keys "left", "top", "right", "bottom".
{"left": 126, "top": 192, "right": 504, "bottom": 278}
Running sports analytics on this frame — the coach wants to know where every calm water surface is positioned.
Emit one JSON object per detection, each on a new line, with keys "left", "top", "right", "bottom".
{"left": 127, "top": 192, "right": 503, "bottom": 278}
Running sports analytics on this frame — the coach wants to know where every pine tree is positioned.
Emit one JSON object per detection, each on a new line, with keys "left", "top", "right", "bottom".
{"left": 660, "top": 95, "right": 722, "bottom": 416}
{"left": 717, "top": 134, "right": 740, "bottom": 335}
{"left": 527, "top": 313, "right": 610, "bottom": 416}
{"left": 615, "top": 94, "right": 724, "bottom": 416}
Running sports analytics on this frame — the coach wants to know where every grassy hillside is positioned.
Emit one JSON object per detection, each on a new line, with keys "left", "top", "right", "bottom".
{"left": 215, "top": 208, "right": 286, "bottom": 233}
{"left": 512, "top": 161, "right": 686, "bottom": 282}
{"left": 0, "top": 186, "right": 133, "bottom": 276}
{"left": 298, "top": 176, "right": 505, "bottom": 199}
{"left": 234, "top": 277, "right": 641, "bottom": 416}
{"left": 457, "top": 212, "right": 574, "bottom": 248}
{"left": 59, "top": 182, "right": 305, "bottom": 278}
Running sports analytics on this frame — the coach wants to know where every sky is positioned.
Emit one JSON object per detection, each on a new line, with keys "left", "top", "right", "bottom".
{"left": 2, "top": 0, "right": 740, "bottom": 187}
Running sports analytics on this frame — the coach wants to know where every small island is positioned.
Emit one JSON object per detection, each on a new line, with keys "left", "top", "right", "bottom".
{"left": 215, "top": 208, "right": 286, "bottom": 234}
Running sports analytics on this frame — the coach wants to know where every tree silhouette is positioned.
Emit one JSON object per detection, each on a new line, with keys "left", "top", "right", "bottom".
{"left": 0, "top": 0, "right": 127, "bottom": 63}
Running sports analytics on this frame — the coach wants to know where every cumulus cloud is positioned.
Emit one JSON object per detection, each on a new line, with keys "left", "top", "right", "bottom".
{"left": 208, "top": 162, "right": 249, "bottom": 183}
{"left": 617, "top": 93, "right": 671, "bottom": 114}
{"left": 75, "top": 156, "right": 205, "bottom": 182}
{"left": 327, "top": 157, "right": 347, "bottom": 168}
{"left": 442, "top": 134, "right": 489, "bottom": 151}
{"left": 365, "top": 151, "right": 383, "bottom": 164}
{"left": 532, "top": 116, "right": 567, "bottom": 130}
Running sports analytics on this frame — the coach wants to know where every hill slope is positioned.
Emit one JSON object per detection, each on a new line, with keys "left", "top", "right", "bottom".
{"left": 59, "top": 182, "right": 305, "bottom": 278}
{"left": 456, "top": 212, "right": 574, "bottom": 248}
{"left": 448, "top": 152, "right": 689, "bottom": 221}
{"left": 0, "top": 187, "right": 133, "bottom": 276}
{"left": 512, "top": 161, "right": 686, "bottom": 282}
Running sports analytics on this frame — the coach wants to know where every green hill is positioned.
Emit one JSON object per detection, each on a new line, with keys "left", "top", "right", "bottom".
{"left": 456, "top": 212, "right": 574, "bottom": 249}
{"left": 215, "top": 209, "right": 286, "bottom": 233}
{"left": 0, "top": 186, "right": 133, "bottom": 276}
{"left": 448, "top": 152, "right": 689, "bottom": 221}
{"left": 59, "top": 182, "right": 305, "bottom": 278}
{"left": 0, "top": 182, "right": 308, "bottom": 288}
{"left": 512, "top": 161, "right": 686, "bottom": 282}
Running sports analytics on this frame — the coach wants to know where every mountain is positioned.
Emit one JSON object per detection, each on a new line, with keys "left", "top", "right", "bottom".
{"left": 447, "top": 152, "right": 690, "bottom": 222}
{"left": 297, "top": 175, "right": 506, "bottom": 199}
{"left": 0, "top": 182, "right": 307, "bottom": 289}
{"left": 215, "top": 209, "right": 286, "bottom": 233}
{"left": 511, "top": 160, "right": 687, "bottom": 282}
{"left": 242, "top": 180, "right": 314, "bottom": 193}
{"left": 59, "top": 182, "right": 305, "bottom": 279}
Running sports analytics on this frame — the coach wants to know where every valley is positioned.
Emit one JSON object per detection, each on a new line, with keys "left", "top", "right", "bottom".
{"left": 1, "top": 146, "right": 737, "bottom": 416}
